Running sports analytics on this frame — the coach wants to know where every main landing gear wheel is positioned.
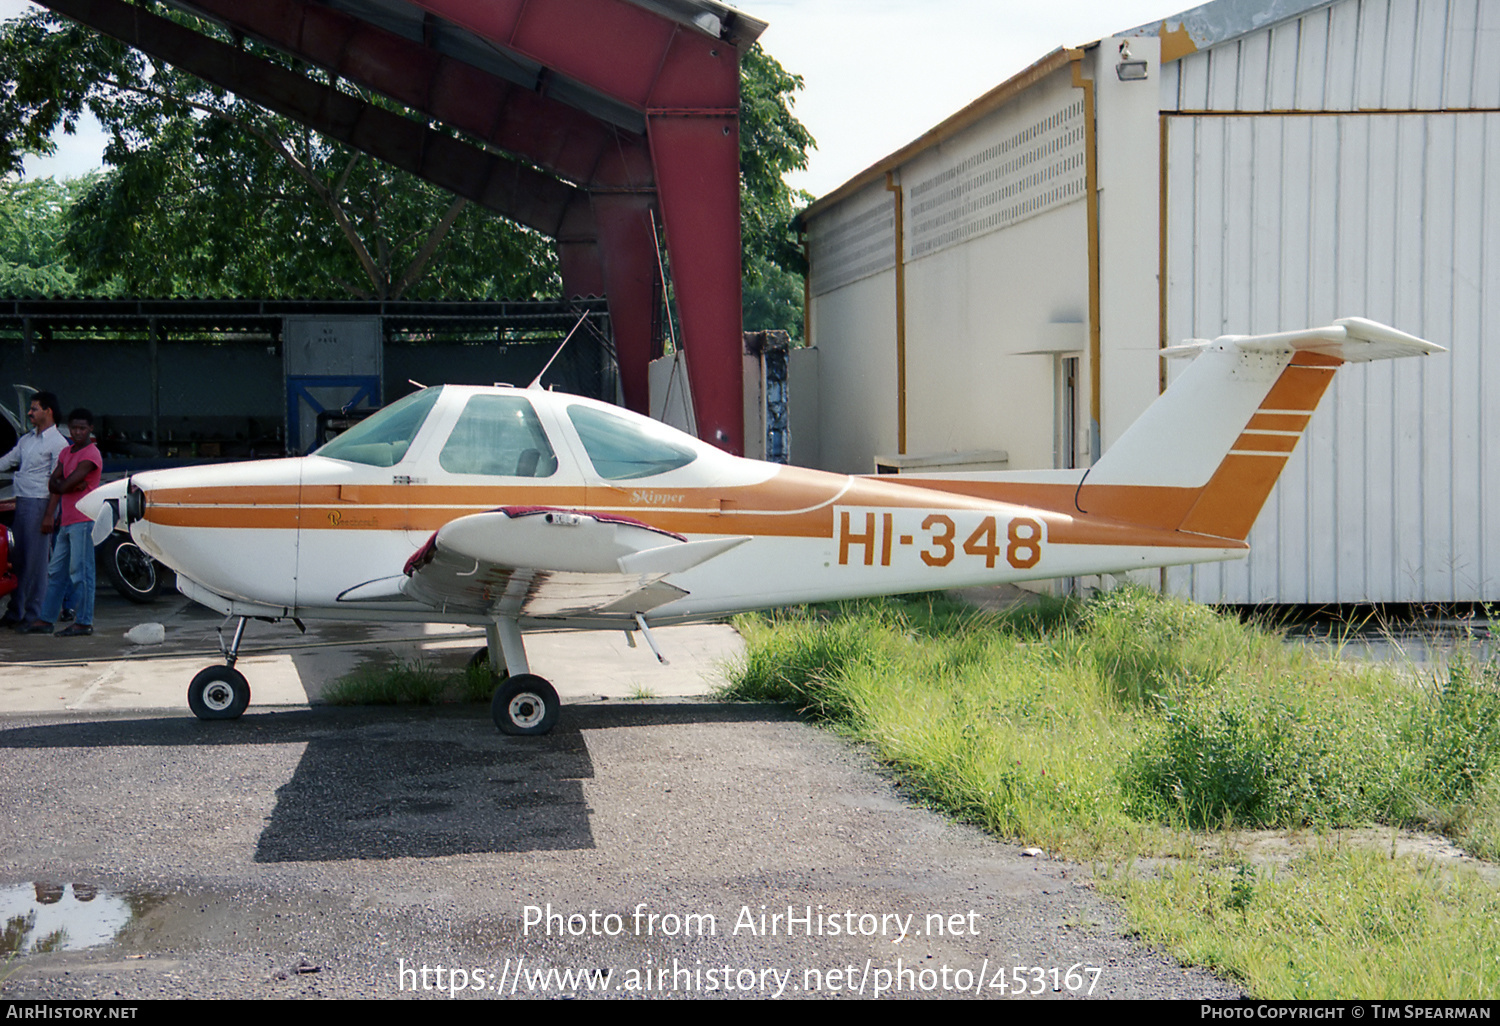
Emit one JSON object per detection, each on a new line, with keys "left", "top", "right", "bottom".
{"left": 492, "top": 674, "right": 559, "bottom": 736}
{"left": 188, "top": 666, "right": 251, "bottom": 720}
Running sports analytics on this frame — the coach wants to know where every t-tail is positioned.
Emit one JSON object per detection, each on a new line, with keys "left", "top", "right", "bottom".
{"left": 1077, "top": 317, "right": 1443, "bottom": 543}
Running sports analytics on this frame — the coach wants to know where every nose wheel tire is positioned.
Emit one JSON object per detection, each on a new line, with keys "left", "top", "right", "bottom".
{"left": 188, "top": 666, "right": 251, "bottom": 720}
{"left": 492, "top": 674, "right": 559, "bottom": 736}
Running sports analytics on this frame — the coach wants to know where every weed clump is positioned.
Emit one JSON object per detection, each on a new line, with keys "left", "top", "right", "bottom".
{"left": 322, "top": 660, "right": 494, "bottom": 706}
{"left": 1119, "top": 687, "right": 1404, "bottom": 829}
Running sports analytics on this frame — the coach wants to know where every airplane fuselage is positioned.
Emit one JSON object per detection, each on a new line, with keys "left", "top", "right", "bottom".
{"left": 110, "top": 385, "right": 1240, "bottom": 628}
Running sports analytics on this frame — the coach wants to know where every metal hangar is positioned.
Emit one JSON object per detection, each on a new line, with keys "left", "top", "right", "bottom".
{"left": 798, "top": 0, "right": 1500, "bottom": 605}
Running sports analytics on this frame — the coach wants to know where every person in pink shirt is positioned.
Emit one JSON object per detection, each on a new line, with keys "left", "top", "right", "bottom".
{"left": 28, "top": 409, "right": 103, "bottom": 637}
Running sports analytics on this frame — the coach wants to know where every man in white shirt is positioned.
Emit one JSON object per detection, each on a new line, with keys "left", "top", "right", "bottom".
{"left": 1, "top": 392, "right": 69, "bottom": 627}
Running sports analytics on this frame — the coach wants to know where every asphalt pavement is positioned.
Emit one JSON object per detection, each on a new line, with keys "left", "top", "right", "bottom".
{"left": 0, "top": 588, "right": 1237, "bottom": 1000}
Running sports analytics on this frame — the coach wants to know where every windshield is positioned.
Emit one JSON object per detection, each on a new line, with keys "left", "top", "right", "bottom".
{"left": 314, "top": 387, "right": 441, "bottom": 467}
{"left": 566, "top": 403, "right": 698, "bottom": 480}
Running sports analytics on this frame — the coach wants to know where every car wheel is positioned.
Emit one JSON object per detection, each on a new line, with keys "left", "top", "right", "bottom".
{"left": 102, "top": 535, "right": 163, "bottom": 604}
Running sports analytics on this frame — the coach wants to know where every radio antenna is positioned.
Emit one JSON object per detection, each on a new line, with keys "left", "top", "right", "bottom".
{"left": 528, "top": 309, "right": 592, "bottom": 390}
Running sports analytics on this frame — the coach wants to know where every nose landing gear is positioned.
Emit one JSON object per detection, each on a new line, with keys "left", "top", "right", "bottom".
{"left": 188, "top": 616, "right": 251, "bottom": 720}
{"left": 188, "top": 665, "right": 251, "bottom": 720}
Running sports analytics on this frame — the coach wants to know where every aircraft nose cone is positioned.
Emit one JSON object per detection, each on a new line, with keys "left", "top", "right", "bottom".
{"left": 78, "top": 478, "right": 127, "bottom": 523}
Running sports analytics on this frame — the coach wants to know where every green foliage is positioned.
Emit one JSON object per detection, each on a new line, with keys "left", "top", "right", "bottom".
{"left": 723, "top": 588, "right": 1500, "bottom": 995}
{"left": 1120, "top": 685, "right": 1409, "bottom": 829}
{"left": 738, "top": 44, "right": 813, "bottom": 279}
{"left": 723, "top": 588, "right": 1500, "bottom": 848}
{"left": 742, "top": 253, "right": 805, "bottom": 339}
{"left": 0, "top": 8, "right": 558, "bottom": 300}
{"left": 1081, "top": 585, "right": 1250, "bottom": 706}
{"left": 1412, "top": 659, "right": 1500, "bottom": 805}
{"left": 739, "top": 43, "right": 814, "bottom": 339}
{"left": 1117, "top": 847, "right": 1500, "bottom": 998}
{"left": 0, "top": 175, "right": 102, "bottom": 296}
{"left": 1, "top": 13, "right": 815, "bottom": 317}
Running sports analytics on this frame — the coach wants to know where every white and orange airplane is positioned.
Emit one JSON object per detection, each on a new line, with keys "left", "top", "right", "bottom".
{"left": 81, "top": 317, "right": 1440, "bottom": 734}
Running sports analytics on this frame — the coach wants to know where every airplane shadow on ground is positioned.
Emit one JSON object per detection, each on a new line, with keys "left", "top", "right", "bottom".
{"left": 0, "top": 703, "right": 789, "bottom": 863}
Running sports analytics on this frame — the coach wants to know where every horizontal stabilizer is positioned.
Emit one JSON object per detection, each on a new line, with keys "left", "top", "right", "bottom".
{"left": 1080, "top": 317, "right": 1440, "bottom": 541}
{"left": 1223, "top": 317, "right": 1443, "bottom": 362}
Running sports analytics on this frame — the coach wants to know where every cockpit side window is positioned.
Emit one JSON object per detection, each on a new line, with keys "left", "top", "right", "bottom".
{"left": 440, "top": 394, "right": 558, "bottom": 477}
{"left": 566, "top": 404, "right": 698, "bottom": 480}
{"left": 314, "top": 387, "right": 441, "bottom": 467}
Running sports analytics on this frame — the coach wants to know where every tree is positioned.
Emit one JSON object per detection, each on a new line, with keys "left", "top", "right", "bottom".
{"left": 0, "top": 174, "right": 92, "bottom": 296}
{"left": 738, "top": 43, "right": 815, "bottom": 340}
{"left": 0, "top": 10, "right": 813, "bottom": 317}
{"left": 0, "top": 8, "right": 557, "bottom": 300}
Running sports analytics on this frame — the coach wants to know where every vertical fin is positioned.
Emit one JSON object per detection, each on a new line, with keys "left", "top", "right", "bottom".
{"left": 1176, "top": 353, "right": 1338, "bottom": 541}
{"left": 1078, "top": 320, "right": 1439, "bottom": 541}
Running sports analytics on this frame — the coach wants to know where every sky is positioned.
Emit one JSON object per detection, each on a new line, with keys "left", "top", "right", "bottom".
{"left": 3, "top": 0, "right": 1182, "bottom": 199}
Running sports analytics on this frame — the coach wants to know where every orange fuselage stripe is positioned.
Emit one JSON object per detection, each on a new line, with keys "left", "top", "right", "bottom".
{"left": 143, "top": 470, "right": 1238, "bottom": 550}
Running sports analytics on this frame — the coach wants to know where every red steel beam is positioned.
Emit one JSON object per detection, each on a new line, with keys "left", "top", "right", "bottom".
{"left": 33, "top": 0, "right": 595, "bottom": 241}
{"left": 176, "top": 0, "right": 655, "bottom": 190}
{"left": 648, "top": 112, "right": 744, "bottom": 452}
{"left": 38, "top": 0, "right": 747, "bottom": 450}
{"left": 590, "top": 194, "right": 661, "bottom": 416}
{"left": 404, "top": 0, "right": 738, "bottom": 109}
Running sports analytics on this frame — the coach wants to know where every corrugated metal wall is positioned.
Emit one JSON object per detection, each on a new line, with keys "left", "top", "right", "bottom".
{"left": 1162, "top": 0, "right": 1500, "bottom": 603}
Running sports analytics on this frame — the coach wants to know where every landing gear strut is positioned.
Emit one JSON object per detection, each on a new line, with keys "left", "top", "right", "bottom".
{"left": 483, "top": 618, "right": 558, "bottom": 735}
{"left": 188, "top": 616, "right": 251, "bottom": 720}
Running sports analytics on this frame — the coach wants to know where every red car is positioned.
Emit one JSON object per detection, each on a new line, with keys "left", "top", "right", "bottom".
{"left": 1, "top": 517, "right": 16, "bottom": 601}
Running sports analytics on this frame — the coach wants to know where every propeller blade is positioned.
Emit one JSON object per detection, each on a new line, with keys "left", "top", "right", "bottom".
{"left": 90, "top": 499, "right": 118, "bottom": 548}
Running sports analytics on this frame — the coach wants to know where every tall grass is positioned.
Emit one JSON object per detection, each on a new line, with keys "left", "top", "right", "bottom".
{"left": 720, "top": 587, "right": 1500, "bottom": 995}
{"left": 1116, "top": 847, "right": 1500, "bottom": 998}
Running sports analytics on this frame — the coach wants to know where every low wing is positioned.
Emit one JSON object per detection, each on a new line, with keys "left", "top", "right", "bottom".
{"left": 394, "top": 507, "right": 748, "bottom": 621}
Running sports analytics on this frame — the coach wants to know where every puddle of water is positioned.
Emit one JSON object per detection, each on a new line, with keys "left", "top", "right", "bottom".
{"left": 1, "top": 882, "right": 135, "bottom": 954}
{"left": 1284, "top": 619, "right": 1494, "bottom": 669}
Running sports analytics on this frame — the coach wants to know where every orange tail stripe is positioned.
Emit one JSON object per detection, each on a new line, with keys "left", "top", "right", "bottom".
{"left": 1178, "top": 453, "right": 1290, "bottom": 540}
{"left": 1246, "top": 412, "right": 1311, "bottom": 432}
{"left": 1261, "top": 366, "right": 1335, "bottom": 411}
{"left": 1290, "top": 350, "right": 1344, "bottom": 368}
{"left": 1232, "top": 432, "right": 1301, "bottom": 453}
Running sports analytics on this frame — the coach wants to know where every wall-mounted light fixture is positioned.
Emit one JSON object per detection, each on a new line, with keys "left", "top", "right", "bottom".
{"left": 1116, "top": 40, "right": 1148, "bottom": 81}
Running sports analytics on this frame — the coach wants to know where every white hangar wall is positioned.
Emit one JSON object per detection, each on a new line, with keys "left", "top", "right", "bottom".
{"left": 804, "top": 180, "right": 900, "bottom": 474}
{"left": 899, "top": 73, "right": 1092, "bottom": 470}
{"left": 804, "top": 62, "right": 1099, "bottom": 476}
{"left": 802, "top": 0, "right": 1498, "bottom": 604}
{"left": 1156, "top": 0, "right": 1500, "bottom": 603}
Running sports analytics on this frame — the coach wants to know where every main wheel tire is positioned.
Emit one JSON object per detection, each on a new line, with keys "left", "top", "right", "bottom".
{"left": 102, "top": 536, "right": 163, "bottom": 604}
{"left": 491, "top": 674, "right": 559, "bottom": 736}
{"left": 188, "top": 665, "right": 251, "bottom": 720}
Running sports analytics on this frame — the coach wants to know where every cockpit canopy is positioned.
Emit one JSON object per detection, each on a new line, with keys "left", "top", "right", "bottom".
{"left": 313, "top": 386, "right": 709, "bottom": 482}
